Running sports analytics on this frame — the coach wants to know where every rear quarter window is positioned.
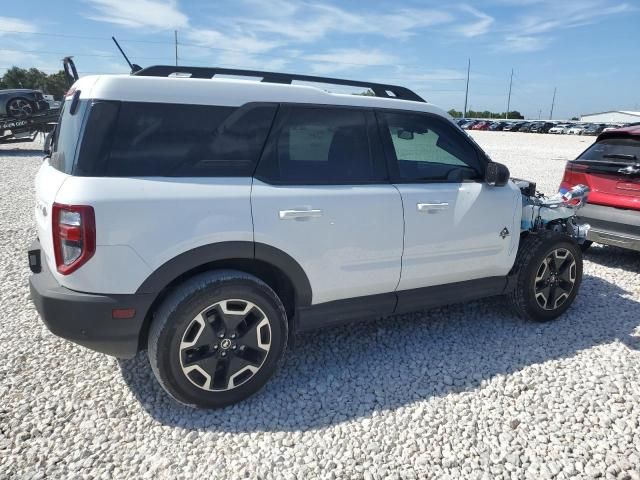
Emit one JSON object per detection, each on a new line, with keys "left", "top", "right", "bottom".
{"left": 75, "top": 101, "right": 277, "bottom": 177}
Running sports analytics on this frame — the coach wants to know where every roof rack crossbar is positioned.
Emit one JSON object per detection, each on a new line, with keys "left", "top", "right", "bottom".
{"left": 133, "top": 65, "right": 426, "bottom": 103}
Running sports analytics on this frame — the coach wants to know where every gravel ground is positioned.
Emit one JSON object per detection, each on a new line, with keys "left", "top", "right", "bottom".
{"left": 1, "top": 133, "right": 640, "bottom": 479}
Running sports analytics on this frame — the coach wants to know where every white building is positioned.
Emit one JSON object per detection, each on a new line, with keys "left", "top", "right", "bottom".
{"left": 580, "top": 110, "right": 640, "bottom": 123}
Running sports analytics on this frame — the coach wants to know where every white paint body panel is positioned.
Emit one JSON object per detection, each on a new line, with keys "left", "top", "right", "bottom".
{"left": 251, "top": 180, "right": 404, "bottom": 304}
{"left": 53, "top": 176, "right": 254, "bottom": 294}
{"left": 396, "top": 181, "right": 522, "bottom": 291}
{"left": 34, "top": 161, "right": 69, "bottom": 275}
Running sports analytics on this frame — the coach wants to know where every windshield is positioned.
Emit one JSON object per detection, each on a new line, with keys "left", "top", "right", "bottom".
{"left": 50, "top": 98, "right": 88, "bottom": 174}
{"left": 579, "top": 138, "right": 640, "bottom": 162}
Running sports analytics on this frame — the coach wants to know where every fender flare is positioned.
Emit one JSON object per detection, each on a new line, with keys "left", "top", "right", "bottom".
{"left": 135, "top": 241, "right": 312, "bottom": 307}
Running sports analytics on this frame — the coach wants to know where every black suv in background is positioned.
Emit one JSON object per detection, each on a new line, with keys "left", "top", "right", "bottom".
{"left": 530, "top": 122, "right": 554, "bottom": 133}
{"left": 583, "top": 124, "right": 607, "bottom": 136}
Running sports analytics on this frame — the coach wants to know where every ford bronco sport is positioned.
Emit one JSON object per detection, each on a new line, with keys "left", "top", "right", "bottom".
{"left": 29, "top": 66, "right": 590, "bottom": 408}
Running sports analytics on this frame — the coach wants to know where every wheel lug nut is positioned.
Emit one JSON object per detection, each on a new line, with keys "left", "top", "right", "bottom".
{"left": 213, "top": 344, "right": 218, "bottom": 350}
{"left": 231, "top": 344, "right": 237, "bottom": 350}
{"left": 218, "top": 333, "right": 224, "bottom": 338}
{"left": 230, "top": 333, "right": 237, "bottom": 339}
{"left": 221, "top": 351, "right": 227, "bottom": 357}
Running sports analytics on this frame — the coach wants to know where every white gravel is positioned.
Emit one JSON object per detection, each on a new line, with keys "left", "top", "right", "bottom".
{"left": 2, "top": 133, "right": 640, "bottom": 479}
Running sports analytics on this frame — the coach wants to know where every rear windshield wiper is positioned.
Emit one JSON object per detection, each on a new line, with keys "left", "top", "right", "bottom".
{"left": 603, "top": 153, "right": 637, "bottom": 160}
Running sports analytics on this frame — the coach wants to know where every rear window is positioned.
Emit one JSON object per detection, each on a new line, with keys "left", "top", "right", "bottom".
{"left": 50, "top": 99, "right": 88, "bottom": 174}
{"left": 255, "top": 106, "right": 385, "bottom": 184}
{"left": 75, "top": 101, "right": 277, "bottom": 177}
{"left": 579, "top": 138, "right": 640, "bottom": 162}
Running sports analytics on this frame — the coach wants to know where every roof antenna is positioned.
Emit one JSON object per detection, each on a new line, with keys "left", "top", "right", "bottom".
{"left": 112, "top": 36, "right": 142, "bottom": 74}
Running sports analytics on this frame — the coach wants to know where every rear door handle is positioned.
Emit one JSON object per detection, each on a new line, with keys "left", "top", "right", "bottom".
{"left": 279, "top": 209, "right": 323, "bottom": 220}
{"left": 417, "top": 202, "right": 449, "bottom": 213}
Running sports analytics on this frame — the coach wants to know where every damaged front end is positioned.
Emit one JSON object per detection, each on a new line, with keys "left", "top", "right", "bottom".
{"left": 513, "top": 179, "right": 591, "bottom": 244}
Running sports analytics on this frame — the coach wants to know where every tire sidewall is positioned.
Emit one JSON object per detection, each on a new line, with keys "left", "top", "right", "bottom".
{"left": 153, "top": 277, "right": 287, "bottom": 408}
{"left": 522, "top": 236, "right": 583, "bottom": 321}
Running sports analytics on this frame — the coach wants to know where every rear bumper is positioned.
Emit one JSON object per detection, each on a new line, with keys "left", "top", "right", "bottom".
{"left": 28, "top": 240, "right": 154, "bottom": 358}
{"left": 577, "top": 203, "right": 640, "bottom": 251}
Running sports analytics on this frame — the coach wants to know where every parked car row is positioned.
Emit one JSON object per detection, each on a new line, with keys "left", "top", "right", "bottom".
{"left": 456, "top": 119, "right": 634, "bottom": 136}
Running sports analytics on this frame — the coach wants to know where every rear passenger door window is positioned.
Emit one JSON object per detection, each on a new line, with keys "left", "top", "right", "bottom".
{"left": 251, "top": 105, "right": 403, "bottom": 307}
{"left": 255, "top": 106, "right": 386, "bottom": 184}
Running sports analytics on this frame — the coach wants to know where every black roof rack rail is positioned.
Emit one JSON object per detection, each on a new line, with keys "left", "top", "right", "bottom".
{"left": 133, "top": 65, "right": 426, "bottom": 103}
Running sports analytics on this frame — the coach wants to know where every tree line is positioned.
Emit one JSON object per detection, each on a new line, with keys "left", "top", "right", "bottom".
{"left": 0, "top": 67, "right": 68, "bottom": 100}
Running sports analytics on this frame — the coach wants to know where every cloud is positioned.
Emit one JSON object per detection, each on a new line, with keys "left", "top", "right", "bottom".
{"left": 516, "top": 1, "right": 632, "bottom": 35}
{"left": 186, "top": 28, "right": 281, "bottom": 54}
{"left": 454, "top": 5, "right": 494, "bottom": 37}
{"left": 490, "top": 0, "right": 633, "bottom": 54}
{"left": 85, "top": 0, "right": 188, "bottom": 29}
{"left": 305, "top": 49, "right": 396, "bottom": 74}
{"left": 0, "top": 16, "right": 37, "bottom": 35}
{"left": 233, "top": 2, "right": 454, "bottom": 41}
{"left": 493, "top": 34, "right": 553, "bottom": 53}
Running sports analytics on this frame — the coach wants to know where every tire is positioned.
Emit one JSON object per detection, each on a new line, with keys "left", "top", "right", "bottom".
{"left": 6, "top": 97, "right": 35, "bottom": 118}
{"left": 148, "top": 270, "right": 288, "bottom": 409}
{"left": 507, "top": 231, "right": 583, "bottom": 322}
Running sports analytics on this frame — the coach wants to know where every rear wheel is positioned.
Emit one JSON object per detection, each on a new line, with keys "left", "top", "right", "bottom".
{"left": 6, "top": 97, "right": 35, "bottom": 118}
{"left": 148, "top": 270, "right": 288, "bottom": 408}
{"left": 508, "top": 232, "right": 583, "bottom": 322}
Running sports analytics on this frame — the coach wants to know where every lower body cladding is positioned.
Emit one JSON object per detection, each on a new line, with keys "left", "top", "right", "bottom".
{"left": 28, "top": 241, "right": 154, "bottom": 358}
{"left": 577, "top": 203, "right": 640, "bottom": 252}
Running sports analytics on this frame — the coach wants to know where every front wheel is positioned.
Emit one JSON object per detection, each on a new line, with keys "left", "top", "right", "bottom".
{"left": 507, "top": 232, "right": 583, "bottom": 322}
{"left": 148, "top": 270, "right": 288, "bottom": 408}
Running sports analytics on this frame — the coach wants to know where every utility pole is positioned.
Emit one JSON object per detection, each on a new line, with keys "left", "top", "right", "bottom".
{"left": 538, "top": 109, "right": 542, "bottom": 120}
{"left": 463, "top": 58, "right": 470, "bottom": 118}
{"left": 549, "top": 87, "right": 557, "bottom": 120}
{"left": 506, "top": 68, "right": 513, "bottom": 120}
{"left": 174, "top": 30, "right": 179, "bottom": 66}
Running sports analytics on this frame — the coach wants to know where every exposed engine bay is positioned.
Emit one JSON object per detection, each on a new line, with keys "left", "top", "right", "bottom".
{"left": 512, "top": 179, "right": 591, "bottom": 244}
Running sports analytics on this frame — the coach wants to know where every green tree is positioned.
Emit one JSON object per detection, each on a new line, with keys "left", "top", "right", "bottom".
{"left": 0, "top": 66, "right": 68, "bottom": 99}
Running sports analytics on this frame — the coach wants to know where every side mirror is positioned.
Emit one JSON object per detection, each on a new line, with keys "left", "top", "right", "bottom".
{"left": 485, "top": 162, "right": 510, "bottom": 187}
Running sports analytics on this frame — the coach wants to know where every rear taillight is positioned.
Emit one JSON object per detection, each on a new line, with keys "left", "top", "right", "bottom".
{"left": 559, "top": 162, "right": 589, "bottom": 194}
{"left": 52, "top": 203, "right": 96, "bottom": 275}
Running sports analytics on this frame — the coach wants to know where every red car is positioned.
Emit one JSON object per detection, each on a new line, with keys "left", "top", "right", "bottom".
{"left": 471, "top": 121, "right": 490, "bottom": 130}
{"left": 559, "top": 125, "right": 640, "bottom": 251}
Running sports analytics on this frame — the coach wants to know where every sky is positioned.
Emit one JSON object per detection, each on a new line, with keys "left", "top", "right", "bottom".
{"left": 1, "top": 0, "right": 639, "bottom": 119}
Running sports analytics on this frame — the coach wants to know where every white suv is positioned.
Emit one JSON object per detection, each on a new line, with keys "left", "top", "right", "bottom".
{"left": 28, "top": 66, "right": 590, "bottom": 408}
